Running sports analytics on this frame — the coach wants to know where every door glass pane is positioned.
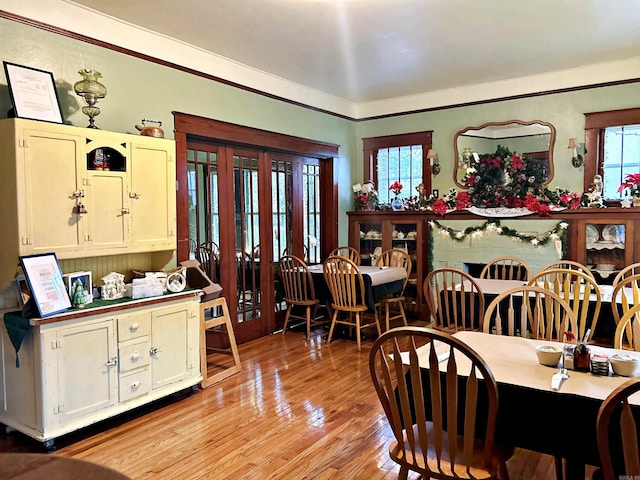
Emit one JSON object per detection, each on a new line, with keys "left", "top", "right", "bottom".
{"left": 272, "top": 160, "right": 292, "bottom": 261}
{"left": 234, "top": 154, "right": 261, "bottom": 323}
{"left": 304, "top": 163, "right": 321, "bottom": 264}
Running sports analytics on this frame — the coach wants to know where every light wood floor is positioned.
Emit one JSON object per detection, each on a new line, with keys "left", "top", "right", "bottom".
{"left": 0, "top": 325, "right": 597, "bottom": 479}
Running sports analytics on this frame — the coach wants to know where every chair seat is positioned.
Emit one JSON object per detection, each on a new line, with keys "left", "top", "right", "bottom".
{"left": 389, "top": 423, "right": 507, "bottom": 479}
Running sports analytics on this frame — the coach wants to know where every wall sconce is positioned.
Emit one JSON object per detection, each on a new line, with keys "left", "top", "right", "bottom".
{"left": 568, "top": 138, "right": 583, "bottom": 168}
{"left": 427, "top": 148, "right": 440, "bottom": 175}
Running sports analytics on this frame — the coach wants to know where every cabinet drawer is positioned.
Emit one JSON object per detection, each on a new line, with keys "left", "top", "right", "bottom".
{"left": 119, "top": 369, "right": 151, "bottom": 402}
{"left": 119, "top": 337, "right": 151, "bottom": 373}
{"left": 117, "top": 312, "right": 150, "bottom": 341}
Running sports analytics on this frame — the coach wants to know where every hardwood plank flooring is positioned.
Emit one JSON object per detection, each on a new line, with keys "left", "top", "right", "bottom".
{"left": 0, "top": 326, "right": 597, "bottom": 479}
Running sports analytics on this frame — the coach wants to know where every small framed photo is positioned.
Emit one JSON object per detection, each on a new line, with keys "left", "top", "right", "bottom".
{"left": 12, "top": 274, "right": 32, "bottom": 308}
{"left": 19, "top": 253, "right": 71, "bottom": 317}
{"left": 3, "top": 62, "right": 63, "bottom": 124}
{"left": 64, "top": 271, "right": 93, "bottom": 305}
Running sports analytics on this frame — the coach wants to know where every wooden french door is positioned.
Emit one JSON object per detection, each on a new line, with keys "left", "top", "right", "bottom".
{"left": 175, "top": 113, "right": 338, "bottom": 343}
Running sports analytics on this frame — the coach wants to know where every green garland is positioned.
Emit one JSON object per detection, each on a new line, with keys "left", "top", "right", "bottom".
{"left": 429, "top": 219, "right": 568, "bottom": 250}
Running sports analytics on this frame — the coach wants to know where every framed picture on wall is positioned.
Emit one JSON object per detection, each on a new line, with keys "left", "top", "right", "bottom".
{"left": 3, "top": 62, "right": 63, "bottom": 123}
{"left": 19, "top": 253, "right": 70, "bottom": 317}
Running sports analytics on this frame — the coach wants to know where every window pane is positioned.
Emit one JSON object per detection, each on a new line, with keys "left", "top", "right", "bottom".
{"left": 603, "top": 124, "right": 640, "bottom": 199}
{"left": 376, "top": 145, "right": 422, "bottom": 203}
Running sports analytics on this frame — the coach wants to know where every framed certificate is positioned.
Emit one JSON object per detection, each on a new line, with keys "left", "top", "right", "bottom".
{"left": 3, "top": 62, "right": 63, "bottom": 124}
{"left": 19, "top": 253, "right": 71, "bottom": 317}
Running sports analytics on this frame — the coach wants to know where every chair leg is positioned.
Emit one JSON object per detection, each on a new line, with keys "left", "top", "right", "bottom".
{"left": 305, "top": 305, "right": 311, "bottom": 341}
{"left": 385, "top": 303, "right": 391, "bottom": 332}
{"left": 326, "top": 310, "right": 339, "bottom": 345}
{"left": 282, "top": 305, "right": 293, "bottom": 335}
{"left": 399, "top": 301, "right": 408, "bottom": 326}
{"left": 355, "top": 312, "right": 362, "bottom": 352}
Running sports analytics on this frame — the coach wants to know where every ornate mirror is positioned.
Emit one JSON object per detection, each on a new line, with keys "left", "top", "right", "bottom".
{"left": 453, "top": 120, "right": 555, "bottom": 188}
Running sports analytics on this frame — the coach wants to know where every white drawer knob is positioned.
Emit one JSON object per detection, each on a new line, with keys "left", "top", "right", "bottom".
{"left": 129, "top": 323, "right": 139, "bottom": 332}
{"left": 130, "top": 381, "right": 140, "bottom": 390}
{"left": 130, "top": 352, "right": 140, "bottom": 361}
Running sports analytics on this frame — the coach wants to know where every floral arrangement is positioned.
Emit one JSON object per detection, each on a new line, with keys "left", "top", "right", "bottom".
{"left": 404, "top": 144, "right": 582, "bottom": 217}
{"left": 389, "top": 180, "right": 403, "bottom": 196}
{"left": 617, "top": 172, "right": 640, "bottom": 198}
{"left": 463, "top": 145, "right": 545, "bottom": 208}
{"left": 352, "top": 181, "right": 378, "bottom": 210}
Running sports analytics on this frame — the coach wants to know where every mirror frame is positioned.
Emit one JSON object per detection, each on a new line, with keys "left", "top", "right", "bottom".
{"left": 453, "top": 119, "right": 556, "bottom": 189}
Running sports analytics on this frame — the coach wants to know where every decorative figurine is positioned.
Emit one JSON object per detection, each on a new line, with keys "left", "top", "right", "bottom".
{"left": 71, "top": 278, "right": 87, "bottom": 308}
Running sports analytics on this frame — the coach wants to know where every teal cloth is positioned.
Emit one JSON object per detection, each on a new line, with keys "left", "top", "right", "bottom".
{"left": 3, "top": 311, "right": 30, "bottom": 368}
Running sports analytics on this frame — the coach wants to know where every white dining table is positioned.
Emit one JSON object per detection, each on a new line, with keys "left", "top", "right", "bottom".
{"left": 409, "top": 330, "right": 640, "bottom": 479}
{"left": 307, "top": 264, "right": 406, "bottom": 285}
{"left": 414, "top": 330, "right": 640, "bottom": 403}
{"left": 460, "top": 278, "right": 629, "bottom": 304}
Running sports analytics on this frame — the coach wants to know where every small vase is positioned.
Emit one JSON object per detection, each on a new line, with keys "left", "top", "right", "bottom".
{"left": 391, "top": 196, "right": 403, "bottom": 211}
{"left": 633, "top": 196, "right": 640, "bottom": 207}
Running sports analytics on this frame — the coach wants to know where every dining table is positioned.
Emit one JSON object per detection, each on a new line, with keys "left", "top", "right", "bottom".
{"left": 307, "top": 264, "right": 407, "bottom": 311}
{"left": 410, "top": 330, "right": 640, "bottom": 480}
{"left": 459, "top": 278, "right": 628, "bottom": 343}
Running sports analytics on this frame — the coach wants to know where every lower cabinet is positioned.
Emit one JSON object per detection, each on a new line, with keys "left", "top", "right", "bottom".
{"left": 0, "top": 294, "right": 201, "bottom": 448}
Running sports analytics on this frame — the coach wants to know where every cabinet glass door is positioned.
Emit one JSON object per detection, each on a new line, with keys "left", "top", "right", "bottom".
{"left": 391, "top": 220, "right": 420, "bottom": 312}
{"left": 585, "top": 223, "right": 625, "bottom": 284}
{"left": 358, "top": 221, "right": 383, "bottom": 266}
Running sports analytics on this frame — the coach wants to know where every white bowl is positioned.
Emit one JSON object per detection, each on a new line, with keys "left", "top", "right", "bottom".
{"left": 536, "top": 344, "right": 563, "bottom": 367}
{"left": 609, "top": 353, "right": 640, "bottom": 377}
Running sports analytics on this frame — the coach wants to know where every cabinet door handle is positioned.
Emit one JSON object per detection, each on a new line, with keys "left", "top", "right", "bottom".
{"left": 106, "top": 357, "right": 118, "bottom": 366}
{"left": 150, "top": 347, "right": 159, "bottom": 356}
{"left": 121, "top": 207, "right": 130, "bottom": 214}
{"left": 129, "top": 192, "right": 141, "bottom": 199}
{"left": 129, "top": 323, "right": 139, "bottom": 332}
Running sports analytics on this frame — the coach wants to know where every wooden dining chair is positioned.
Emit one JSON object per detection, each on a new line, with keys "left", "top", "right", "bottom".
{"left": 328, "top": 246, "right": 361, "bottom": 265}
{"left": 528, "top": 268, "right": 601, "bottom": 344}
{"left": 423, "top": 268, "right": 485, "bottom": 333}
{"left": 612, "top": 262, "right": 640, "bottom": 287}
{"left": 323, "top": 256, "right": 381, "bottom": 351}
{"left": 196, "top": 241, "right": 220, "bottom": 283}
{"left": 613, "top": 302, "right": 640, "bottom": 351}
{"left": 279, "top": 255, "right": 328, "bottom": 340}
{"left": 375, "top": 248, "right": 412, "bottom": 331}
{"left": 611, "top": 274, "right": 640, "bottom": 326}
{"left": 539, "top": 260, "right": 596, "bottom": 281}
{"left": 483, "top": 285, "right": 578, "bottom": 341}
{"left": 480, "top": 256, "right": 531, "bottom": 281}
{"left": 596, "top": 376, "right": 640, "bottom": 480}
{"left": 369, "top": 327, "right": 510, "bottom": 480}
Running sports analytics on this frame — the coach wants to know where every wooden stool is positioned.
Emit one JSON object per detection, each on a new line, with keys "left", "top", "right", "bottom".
{"left": 200, "top": 297, "right": 241, "bottom": 388}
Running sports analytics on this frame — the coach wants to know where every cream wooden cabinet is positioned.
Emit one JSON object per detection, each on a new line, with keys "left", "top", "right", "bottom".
{"left": 129, "top": 139, "right": 176, "bottom": 250}
{"left": 0, "top": 293, "right": 201, "bottom": 448}
{"left": 0, "top": 118, "right": 176, "bottom": 289}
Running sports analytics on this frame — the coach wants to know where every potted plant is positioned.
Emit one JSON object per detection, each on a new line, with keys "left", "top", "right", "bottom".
{"left": 617, "top": 173, "right": 640, "bottom": 206}
{"left": 352, "top": 181, "right": 378, "bottom": 211}
{"left": 389, "top": 180, "right": 404, "bottom": 211}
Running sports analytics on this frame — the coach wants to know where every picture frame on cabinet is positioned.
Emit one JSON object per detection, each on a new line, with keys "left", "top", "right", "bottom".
{"left": 63, "top": 271, "right": 93, "bottom": 305}
{"left": 19, "top": 253, "right": 71, "bottom": 317}
{"left": 12, "top": 274, "right": 31, "bottom": 308}
{"left": 3, "top": 62, "right": 63, "bottom": 124}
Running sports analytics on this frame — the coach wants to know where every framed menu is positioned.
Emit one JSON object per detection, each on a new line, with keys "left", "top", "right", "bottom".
{"left": 3, "top": 62, "right": 63, "bottom": 123}
{"left": 19, "top": 253, "right": 71, "bottom": 317}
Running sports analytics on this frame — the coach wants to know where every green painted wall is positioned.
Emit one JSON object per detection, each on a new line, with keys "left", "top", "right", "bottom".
{"left": 2, "top": 17, "right": 640, "bottom": 249}
{"left": 355, "top": 84, "right": 640, "bottom": 196}
{"left": 0, "top": 18, "right": 357, "bottom": 243}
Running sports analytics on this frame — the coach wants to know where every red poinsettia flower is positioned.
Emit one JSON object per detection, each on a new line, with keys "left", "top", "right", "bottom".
{"left": 510, "top": 154, "right": 524, "bottom": 171}
{"left": 389, "top": 180, "right": 403, "bottom": 196}
{"left": 431, "top": 199, "right": 448, "bottom": 216}
{"left": 455, "top": 191, "right": 471, "bottom": 210}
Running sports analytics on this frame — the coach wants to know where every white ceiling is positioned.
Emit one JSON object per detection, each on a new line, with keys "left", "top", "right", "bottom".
{"left": 6, "top": 0, "right": 640, "bottom": 118}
